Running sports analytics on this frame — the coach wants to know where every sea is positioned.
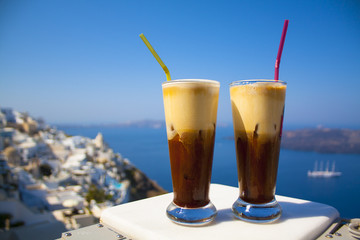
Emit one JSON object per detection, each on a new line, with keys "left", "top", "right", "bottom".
{"left": 57, "top": 125, "right": 360, "bottom": 219}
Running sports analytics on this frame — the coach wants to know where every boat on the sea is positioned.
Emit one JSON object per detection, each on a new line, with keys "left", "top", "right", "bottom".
{"left": 307, "top": 160, "right": 342, "bottom": 178}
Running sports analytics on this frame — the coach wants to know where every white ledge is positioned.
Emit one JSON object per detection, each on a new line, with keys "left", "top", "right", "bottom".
{"left": 101, "top": 184, "right": 339, "bottom": 240}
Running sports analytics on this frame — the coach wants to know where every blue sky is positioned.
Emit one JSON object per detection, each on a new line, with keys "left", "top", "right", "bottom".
{"left": 0, "top": 0, "right": 359, "bottom": 128}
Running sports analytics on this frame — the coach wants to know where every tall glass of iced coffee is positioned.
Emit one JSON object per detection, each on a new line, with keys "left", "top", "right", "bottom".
{"left": 230, "top": 79, "right": 286, "bottom": 223}
{"left": 162, "top": 79, "right": 219, "bottom": 225}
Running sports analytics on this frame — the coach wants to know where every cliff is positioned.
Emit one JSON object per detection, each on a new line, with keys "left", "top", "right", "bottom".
{"left": 123, "top": 165, "right": 167, "bottom": 201}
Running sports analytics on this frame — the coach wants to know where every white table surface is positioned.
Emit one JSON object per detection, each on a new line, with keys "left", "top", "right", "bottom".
{"left": 101, "top": 184, "right": 339, "bottom": 240}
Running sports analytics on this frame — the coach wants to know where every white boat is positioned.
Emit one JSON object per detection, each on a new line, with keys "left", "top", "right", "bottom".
{"left": 307, "top": 160, "right": 342, "bottom": 178}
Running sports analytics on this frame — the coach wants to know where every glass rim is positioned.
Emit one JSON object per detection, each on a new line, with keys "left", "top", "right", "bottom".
{"left": 230, "top": 79, "right": 287, "bottom": 87}
{"left": 162, "top": 79, "right": 220, "bottom": 86}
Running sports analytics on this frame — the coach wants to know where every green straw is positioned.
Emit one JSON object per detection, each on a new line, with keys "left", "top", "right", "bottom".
{"left": 139, "top": 33, "right": 171, "bottom": 81}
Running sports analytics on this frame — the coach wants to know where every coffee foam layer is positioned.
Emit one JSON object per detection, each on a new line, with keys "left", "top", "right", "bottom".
{"left": 230, "top": 82, "right": 286, "bottom": 136}
{"left": 162, "top": 80, "right": 219, "bottom": 139}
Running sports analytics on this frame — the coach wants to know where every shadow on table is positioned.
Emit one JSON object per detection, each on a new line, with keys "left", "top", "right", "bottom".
{"left": 210, "top": 200, "right": 338, "bottom": 226}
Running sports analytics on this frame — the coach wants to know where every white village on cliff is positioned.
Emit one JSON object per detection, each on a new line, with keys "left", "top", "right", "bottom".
{"left": 0, "top": 107, "right": 166, "bottom": 240}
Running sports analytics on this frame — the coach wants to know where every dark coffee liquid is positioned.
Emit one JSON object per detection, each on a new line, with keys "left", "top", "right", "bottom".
{"left": 235, "top": 130, "right": 281, "bottom": 204}
{"left": 168, "top": 129, "right": 215, "bottom": 208}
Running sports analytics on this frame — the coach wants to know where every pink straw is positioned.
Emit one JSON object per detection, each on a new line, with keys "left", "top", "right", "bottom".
{"left": 274, "top": 20, "right": 289, "bottom": 81}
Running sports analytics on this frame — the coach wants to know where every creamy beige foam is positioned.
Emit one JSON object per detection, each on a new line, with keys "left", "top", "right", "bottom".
{"left": 162, "top": 80, "right": 220, "bottom": 139}
{"left": 230, "top": 81, "right": 286, "bottom": 136}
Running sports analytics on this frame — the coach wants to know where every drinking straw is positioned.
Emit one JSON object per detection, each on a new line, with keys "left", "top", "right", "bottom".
{"left": 139, "top": 33, "right": 171, "bottom": 81}
{"left": 274, "top": 20, "right": 289, "bottom": 81}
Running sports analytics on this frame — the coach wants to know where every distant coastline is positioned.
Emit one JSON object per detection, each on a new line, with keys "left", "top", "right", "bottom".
{"left": 222, "top": 128, "right": 360, "bottom": 155}
{"left": 54, "top": 120, "right": 230, "bottom": 129}
{"left": 281, "top": 128, "right": 360, "bottom": 154}
{"left": 226, "top": 128, "right": 360, "bottom": 155}
{"left": 54, "top": 120, "right": 165, "bottom": 129}
{"left": 54, "top": 120, "right": 360, "bottom": 130}
{"left": 56, "top": 120, "right": 360, "bottom": 155}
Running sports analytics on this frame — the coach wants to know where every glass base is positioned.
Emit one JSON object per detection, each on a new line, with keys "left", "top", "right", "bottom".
{"left": 232, "top": 197, "right": 282, "bottom": 223}
{"left": 166, "top": 201, "right": 217, "bottom": 226}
